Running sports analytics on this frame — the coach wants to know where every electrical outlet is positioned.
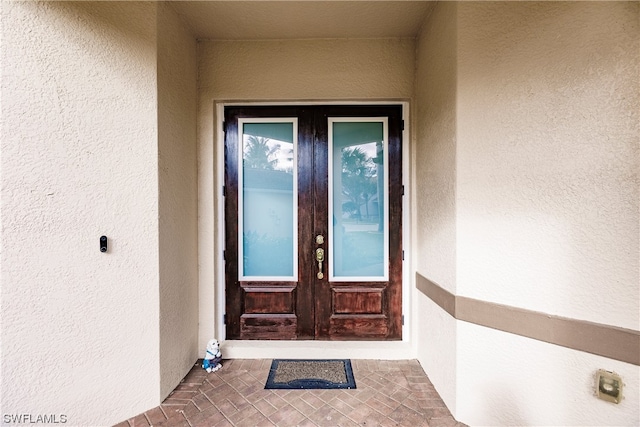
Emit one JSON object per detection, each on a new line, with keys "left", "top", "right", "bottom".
{"left": 595, "top": 369, "right": 624, "bottom": 404}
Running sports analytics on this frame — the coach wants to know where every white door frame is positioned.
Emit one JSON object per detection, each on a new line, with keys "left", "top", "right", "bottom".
{"left": 211, "top": 101, "right": 413, "bottom": 359}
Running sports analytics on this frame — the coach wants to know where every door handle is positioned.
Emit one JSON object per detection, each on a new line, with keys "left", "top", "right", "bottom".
{"left": 315, "top": 248, "right": 325, "bottom": 279}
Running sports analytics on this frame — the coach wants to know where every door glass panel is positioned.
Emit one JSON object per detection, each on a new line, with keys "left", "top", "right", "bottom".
{"left": 239, "top": 119, "right": 297, "bottom": 280}
{"left": 329, "top": 119, "right": 389, "bottom": 281}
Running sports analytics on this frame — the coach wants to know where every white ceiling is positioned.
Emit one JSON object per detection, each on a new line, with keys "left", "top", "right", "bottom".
{"left": 170, "top": 1, "right": 434, "bottom": 40}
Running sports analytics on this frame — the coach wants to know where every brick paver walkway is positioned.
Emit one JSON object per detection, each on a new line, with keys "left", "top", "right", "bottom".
{"left": 115, "top": 359, "right": 465, "bottom": 427}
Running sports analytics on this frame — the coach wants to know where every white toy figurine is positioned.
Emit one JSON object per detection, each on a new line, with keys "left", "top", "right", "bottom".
{"left": 202, "top": 339, "right": 222, "bottom": 373}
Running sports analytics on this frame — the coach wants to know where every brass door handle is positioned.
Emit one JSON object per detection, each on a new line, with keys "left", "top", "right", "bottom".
{"left": 315, "top": 248, "right": 325, "bottom": 279}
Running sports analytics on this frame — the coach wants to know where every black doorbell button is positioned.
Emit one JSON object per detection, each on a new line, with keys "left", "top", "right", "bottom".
{"left": 100, "top": 236, "right": 108, "bottom": 253}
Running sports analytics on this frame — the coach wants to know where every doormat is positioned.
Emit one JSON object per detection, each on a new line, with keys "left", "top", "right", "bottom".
{"left": 265, "top": 359, "right": 356, "bottom": 390}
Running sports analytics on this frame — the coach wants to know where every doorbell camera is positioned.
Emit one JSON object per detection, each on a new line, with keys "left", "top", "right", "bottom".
{"left": 100, "top": 236, "right": 108, "bottom": 253}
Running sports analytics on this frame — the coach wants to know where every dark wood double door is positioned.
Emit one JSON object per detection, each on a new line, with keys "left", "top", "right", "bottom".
{"left": 224, "top": 105, "right": 402, "bottom": 340}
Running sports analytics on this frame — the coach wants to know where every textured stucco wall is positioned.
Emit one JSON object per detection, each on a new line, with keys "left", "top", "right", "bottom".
{"left": 157, "top": 3, "right": 199, "bottom": 400}
{"left": 457, "top": 322, "right": 639, "bottom": 426}
{"left": 415, "top": 2, "right": 639, "bottom": 426}
{"left": 1, "top": 2, "right": 160, "bottom": 425}
{"left": 197, "top": 38, "right": 415, "bottom": 348}
{"left": 455, "top": 2, "right": 639, "bottom": 425}
{"left": 413, "top": 0, "right": 458, "bottom": 413}
{"left": 457, "top": 0, "right": 639, "bottom": 331}
{"left": 414, "top": 2, "right": 457, "bottom": 292}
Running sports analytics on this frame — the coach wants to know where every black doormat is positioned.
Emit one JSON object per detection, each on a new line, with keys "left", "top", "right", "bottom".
{"left": 265, "top": 359, "right": 356, "bottom": 390}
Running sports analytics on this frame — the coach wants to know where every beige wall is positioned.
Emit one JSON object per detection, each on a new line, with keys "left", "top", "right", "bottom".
{"left": 3, "top": 1, "right": 638, "bottom": 425}
{"left": 1, "top": 2, "right": 161, "bottom": 424}
{"left": 415, "top": 2, "right": 639, "bottom": 425}
{"left": 457, "top": 0, "right": 638, "bottom": 330}
{"left": 413, "top": 0, "right": 459, "bottom": 412}
{"left": 455, "top": 3, "right": 638, "bottom": 425}
{"left": 200, "top": 38, "right": 415, "bottom": 102}
{"left": 197, "top": 37, "right": 416, "bottom": 348}
{"left": 157, "top": 3, "right": 199, "bottom": 399}
{"left": 2, "top": 1, "right": 200, "bottom": 423}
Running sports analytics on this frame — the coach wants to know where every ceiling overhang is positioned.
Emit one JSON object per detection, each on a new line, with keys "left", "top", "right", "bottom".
{"left": 170, "top": 1, "right": 434, "bottom": 40}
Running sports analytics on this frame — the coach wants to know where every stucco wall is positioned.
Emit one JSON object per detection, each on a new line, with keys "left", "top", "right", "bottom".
{"left": 157, "top": 3, "right": 199, "bottom": 400}
{"left": 457, "top": 0, "right": 639, "bottom": 331}
{"left": 415, "top": 2, "right": 639, "bottom": 425}
{"left": 455, "top": 2, "right": 639, "bottom": 425}
{"left": 1, "top": 2, "right": 160, "bottom": 425}
{"left": 197, "top": 38, "right": 415, "bottom": 347}
{"left": 457, "top": 322, "right": 639, "bottom": 426}
{"left": 413, "top": 0, "right": 458, "bottom": 413}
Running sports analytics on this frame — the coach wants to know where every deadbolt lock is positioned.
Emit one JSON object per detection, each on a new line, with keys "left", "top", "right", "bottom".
{"left": 316, "top": 234, "right": 324, "bottom": 245}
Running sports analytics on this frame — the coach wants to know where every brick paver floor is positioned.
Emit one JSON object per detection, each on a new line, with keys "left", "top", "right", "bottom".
{"left": 115, "top": 359, "right": 466, "bottom": 427}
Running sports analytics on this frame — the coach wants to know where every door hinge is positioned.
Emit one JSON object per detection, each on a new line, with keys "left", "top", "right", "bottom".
{"left": 222, "top": 121, "right": 226, "bottom": 132}
{"left": 401, "top": 185, "right": 405, "bottom": 196}
{"left": 223, "top": 185, "right": 226, "bottom": 197}
{"left": 223, "top": 314, "right": 227, "bottom": 324}
{"left": 401, "top": 120, "right": 405, "bottom": 131}
{"left": 402, "top": 315, "right": 405, "bottom": 325}
{"left": 223, "top": 250, "right": 226, "bottom": 261}
{"left": 402, "top": 250, "right": 404, "bottom": 261}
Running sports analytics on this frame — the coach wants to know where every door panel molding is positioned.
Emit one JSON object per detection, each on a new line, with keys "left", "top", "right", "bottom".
{"left": 242, "top": 285, "right": 296, "bottom": 314}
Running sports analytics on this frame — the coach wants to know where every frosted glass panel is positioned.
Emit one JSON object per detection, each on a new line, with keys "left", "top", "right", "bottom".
{"left": 330, "top": 120, "right": 388, "bottom": 279}
{"left": 240, "top": 121, "right": 296, "bottom": 279}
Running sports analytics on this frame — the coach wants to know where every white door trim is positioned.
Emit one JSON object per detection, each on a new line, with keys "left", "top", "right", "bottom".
{"left": 211, "top": 101, "right": 413, "bottom": 359}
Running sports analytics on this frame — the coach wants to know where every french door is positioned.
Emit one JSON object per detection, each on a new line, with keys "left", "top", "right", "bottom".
{"left": 224, "top": 105, "right": 403, "bottom": 340}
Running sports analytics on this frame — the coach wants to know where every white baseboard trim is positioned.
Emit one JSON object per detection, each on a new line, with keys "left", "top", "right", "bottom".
{"left": 220, "top": 340, "right": 416, "bottom": 360}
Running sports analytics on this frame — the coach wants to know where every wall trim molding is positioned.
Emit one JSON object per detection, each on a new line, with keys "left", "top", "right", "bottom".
{"left": 416, "top": 273, "right": 640, "bottom": 366}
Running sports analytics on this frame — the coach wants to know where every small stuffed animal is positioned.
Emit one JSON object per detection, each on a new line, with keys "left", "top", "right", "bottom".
{"left": 202, "top": 339, "right": 222, "bottom": 373}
